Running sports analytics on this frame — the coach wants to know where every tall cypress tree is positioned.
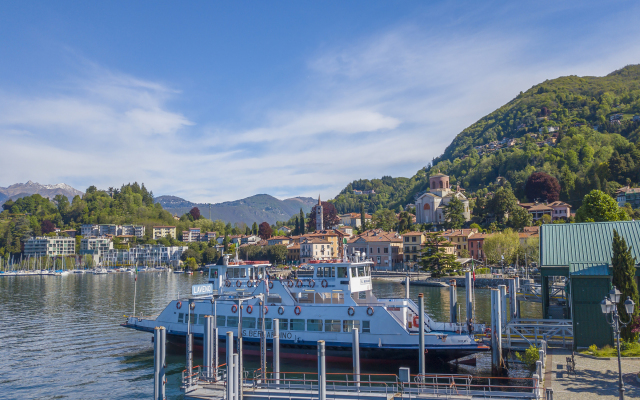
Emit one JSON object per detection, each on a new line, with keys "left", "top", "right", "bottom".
{"left": 360, "top": 203, "right": 366, "bottom": 230}
{"left": 294, "top": 216, "right": 299, "bottom": 235}
{"left": 299, "top": 208, "right": 305, "bottom": 235}
{"left": 611, "top": 229, "right": 640, "bottom": 341}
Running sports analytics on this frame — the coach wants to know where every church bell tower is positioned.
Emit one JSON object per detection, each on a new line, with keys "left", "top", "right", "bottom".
{"left": 316, "top": 195, "right": 324, "bottom": 231}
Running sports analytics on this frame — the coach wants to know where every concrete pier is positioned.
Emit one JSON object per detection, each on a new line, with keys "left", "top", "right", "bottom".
{"left": 405, "top": 276, "right": 410, "bottom": 299}
{"left": 153, "top": 326, "right": 166, "bottom": 400}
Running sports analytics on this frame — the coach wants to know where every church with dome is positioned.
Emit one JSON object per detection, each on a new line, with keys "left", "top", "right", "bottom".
{"left": 415, "top": 173, "right": 471, "bottom": 225}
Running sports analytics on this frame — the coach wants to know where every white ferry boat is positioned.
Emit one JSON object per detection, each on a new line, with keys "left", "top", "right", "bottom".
{"left": 122, "top": 255, "right": 488, "bottom": 361}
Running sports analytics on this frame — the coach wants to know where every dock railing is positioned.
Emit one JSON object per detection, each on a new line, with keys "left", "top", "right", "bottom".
{"left": 248, "top": 371, "right": 400, "bottom": 394}
{"left": 404, "top": 374, "right": 538, "bottom": 398}
{"left": 505, "top": 318, "right": 573, "bottom": 349}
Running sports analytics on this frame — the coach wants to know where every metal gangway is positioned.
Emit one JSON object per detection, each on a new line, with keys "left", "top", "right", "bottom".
{"left": 503, "top": 318, "right": 573, "bottom": 350}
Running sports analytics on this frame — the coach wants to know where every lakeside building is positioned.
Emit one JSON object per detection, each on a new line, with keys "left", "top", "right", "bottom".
{"left": 81, "top": 224, "right": 145, "bottom": 238}
{"left": 24, "top": 236, "right": 76, "bottom": 257}
{"left": 441, "top": 228, "right": 479, "bottom": 257}
{"left": 415, "top": 174, "right": 471, "bottom": 225}
{"left": 402, "top": 231, "right": 425, "bottom": 263}
{"left": 346, "top": 229, "right": 403, "bottom": 271}
{"left": 300, "top": 238, "right": 332, "bottom": 263}
{"left": 103, "top": 245, "right": 187, "bottom": 266}
{"left": 182, "top": 227, "right": 201, "bottom": 242}
{"left": 286, "top": 243, "right": 300, "bottom": 263}
{"left": 152, "top": 226, "right": 177, "bottom": 240}
{"left": 616, "top": 186, "right": 640, "bottom": 208}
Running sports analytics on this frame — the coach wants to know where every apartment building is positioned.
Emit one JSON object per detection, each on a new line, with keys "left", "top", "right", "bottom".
{"left": 346, "top": 230, "right": 403, "bottom": 270}
{"left": 24, "top": 236, "right": 76, "bottom": 257}
{"left": 80, "top": 237, "right": 113, "bottom": 255}
{"left": 402, "top": 231, "right": 425, "bottom": 262}
{"left": 81, "top": 224, "right": 145, "bottom": 238}
{"left": 441, "top": 228, "right": 479, "bottom": 257}
{"left": 300, "top": 238, "right": 332, "bottom": 263}
{"left": 153, "top": 226, "right": 177, "bottom": 239}
{"left": 182, "top": 228, "right": 201, "bottom": 242}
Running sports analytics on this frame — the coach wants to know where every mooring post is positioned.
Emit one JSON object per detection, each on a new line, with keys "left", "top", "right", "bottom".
{"left": 187, "top": 332, "right": 193, "bottom": 387}
{"left": 353, "top": 328, "right": 360, "bottom": 389}
{"left": 213, "top": 326, "right": 219, "bottom": 381}
{"left": 449, "top": 280, "right": 457, "bottom": 324}
{"left": 318, "top": 340, "right": 326, "bottom": 400}
{"left": 259, "top": 301, "right": 267, "bottom": 382}
{"left": 273, "top": 318, "right": 280, "bottom": 385}
{"left": 465, "top": 272, "right": 473, "bottom": 332}
{"left": 233, "top": 353, "right": 239, "bottom": 400}
{"left": 153, "top": 326, "right": 166, "bottom": 400}
{"left": 491, "top": 289, "right": 503, "bottom": 375}
{"left": 226, "top": 331, "right": 234, "bottom": 400}
{"left": 508, "top": 279, "right": 518, "bottom": 322}
{"left": 499, "top": 285, "right": 507, "bottom": 328}
{"left": 405, "top": 275, "right": 410, "bottom": 299}
{"left": 237, "top": 304, "right": 243, "bottom": 400}
{"left": 418, "top": 293, "right": 425, "bottom": 377}
{"left": 204, "top": 315, "right": 213, "bottom": 380}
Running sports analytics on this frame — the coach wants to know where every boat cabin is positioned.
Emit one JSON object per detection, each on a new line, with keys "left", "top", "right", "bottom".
{"left": 208, "top": 261, "right": 270, "bottom": 291}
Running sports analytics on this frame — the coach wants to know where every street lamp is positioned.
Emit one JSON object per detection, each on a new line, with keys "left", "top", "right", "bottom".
{"left": 601, "top": 286, "right": 635, "bottom": 400}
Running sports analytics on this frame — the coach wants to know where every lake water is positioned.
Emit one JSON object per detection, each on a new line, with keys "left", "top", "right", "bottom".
{"left": 0, "top": 273, "right": 541, "bottom": 399}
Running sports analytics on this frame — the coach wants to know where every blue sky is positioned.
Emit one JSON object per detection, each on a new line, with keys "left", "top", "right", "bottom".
{"left": 1, "top": 1, "right": 640, "bottom": 203}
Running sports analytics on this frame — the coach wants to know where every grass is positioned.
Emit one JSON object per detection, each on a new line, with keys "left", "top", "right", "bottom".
{"left": 582, "top": 342, "right": 640, "bottom": 357}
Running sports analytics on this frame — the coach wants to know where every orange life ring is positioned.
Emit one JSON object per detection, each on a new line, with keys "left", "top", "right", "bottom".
{"left": 321, "top": 279, "right": 328, "bottom": 288}
{"left": 308, "top": 279, "right": 315, "bottom": 288}
{"left": 413, "top": 316, "right": 419, "bottom": 326}
{"left": 287, "top": 280, "right": 294, "bottom": 288}
{"left": 176, "top": 301, "right": 182, "bottom": 309}
{"left": 247, "top": 305, "right": 253, "bottom": 314}
{"left": 294, "top": 306, "right": 301, "bottom": 315}
{"left": 236, "top": 280, "right": 242, "bottom": 287}
{"left": 231, "top": 304, "right": 238, "bottom": 313}
{"left": 366, "top": 306, "right": 374, "bottom": 316}
{"left": 225, "top": 280, "right": 231, "bottom": 287}
{"left": 296, "top": 280, "right": 303, "bottom": 288}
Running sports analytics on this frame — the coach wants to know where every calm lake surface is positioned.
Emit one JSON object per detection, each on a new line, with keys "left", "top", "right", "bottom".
{"left": 0, "top": 273, "right": 541, "bottom": 400}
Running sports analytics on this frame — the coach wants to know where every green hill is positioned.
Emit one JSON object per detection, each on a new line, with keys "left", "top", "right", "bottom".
{"left": 332, "top": 64, "right": 640, "bottom": 212}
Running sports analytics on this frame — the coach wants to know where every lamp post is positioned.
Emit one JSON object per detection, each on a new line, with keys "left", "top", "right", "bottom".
{"left": 601, "top": 286, "right": 635, "bottom": 400}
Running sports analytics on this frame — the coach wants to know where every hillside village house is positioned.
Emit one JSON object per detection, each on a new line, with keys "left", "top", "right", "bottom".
{"left": 267, "top": 236, "right": 291, "bottom": 246}
{"left": 152, "top": 226, "right": 177, "bottom": 239}
{"left": 339, "top": 212, "right": 372, "bottom": 228}
{"left": 182, "top": 227, "right": 201, "bottom": 242}
{"left": 415, "top": 174, "right": 471, "bottom": 225}
{"left": 441, "top": 228, "right": 478, "bottom": 257}
{"left": 300, "top": 238, "right": 332, "bottom": 263}
{"left": 287, "top": 243, "right": 300, "bottom": 263}
{"left": 347, "top": 230, "right": 403, "bottom": 270}
{"left": 305, "top": 231, "right": 340, "bottom": 258}
{"left": 518, "top": 201, "right": 571, "bottom": 222}
{"left": 402, "top": 231, "right": 425, "bottom": 262}
{"left": 616, "top": 186, "right": 640, "bottom": 208}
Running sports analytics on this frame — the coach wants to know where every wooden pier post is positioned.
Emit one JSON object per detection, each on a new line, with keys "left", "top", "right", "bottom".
{"left": 465, "top": 272, "right": 473, "bottom": 332}
{"left": 491, "top": 289, "right": 503, "bottom": 375}
{"left": 273, "top": 318, "right": 280, "bottom": 385}
{"left": 153, "top": 326, "right": 166, "bottom": 400}
{"left": 418, "top": 293, "right": 425, "bottom": 377}
{"left": 449, "top": 280, "right": 457, "bottom": 324}
{"left": 318, "top": 340, "right": 327, "bottom": 400}
{"left": 226, "top": 331, "right": 234, "bottom": 400}
{"left": 353, "top": 328, "right": 360, "bottom": 389}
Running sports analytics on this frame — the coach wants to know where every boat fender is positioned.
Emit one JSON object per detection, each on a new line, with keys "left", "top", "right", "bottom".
{"left": 190, "top": 302, "right": 195, "bottom": 310}
{"left": 347, "top": 306, "right": 355, "bottom": 316}
{"left": 296, "top": 280, "right": 303, "bottom": 288}
{"left": 236, "top": 280, "right": 242, "bottom": 287}
{"left": 176, "top": 301, "right": 182, "bottom": 309}
{"left": 278, "top": 306, "right": 285, "bottom": 315}
{"left": 247, "top": 280, "right": 253, "bottom": 288}
{"left": 246, "top": 305, "right": 253, "bottom": 314}
{"left": 287, "top": 280, "right": 294, "bottom": 288}
{"left": 225, "top": 280, "right": 231, "bottom": 287}
{"left": 268, "top": 281, "right": 274, "bottom": 289}
{"left": 232, "top": 304, "right": 238, "bottom": 314}
{"left": 413, "top": 316, "right": 420, "bottom": 326}
{"left": 294, "top": 306, "right": 301, "bottom": 315}
{"left": 308, "top": 279, "right": 315, "bottom": 288}
{"left": 366, "top": 306, "right": 374, "bottom": 316}
{"left": 321, "top": 279, "right": 328, "bottom": 288}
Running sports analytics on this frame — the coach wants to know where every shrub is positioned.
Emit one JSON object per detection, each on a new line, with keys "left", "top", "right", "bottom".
{"left": 515, "top": 345, "right": 539, "bottom": 370}
{"left": 476, "top": 268, "right": 490, "bottom": 274}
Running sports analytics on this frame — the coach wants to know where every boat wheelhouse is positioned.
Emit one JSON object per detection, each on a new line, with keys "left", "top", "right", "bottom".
{"left": 123, "top": 255, "right": 488, "bottom": 361}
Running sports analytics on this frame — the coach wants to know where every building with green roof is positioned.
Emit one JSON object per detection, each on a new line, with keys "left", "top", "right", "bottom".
{"left": 540, "top": 221, "right": 640, "bottom": 348}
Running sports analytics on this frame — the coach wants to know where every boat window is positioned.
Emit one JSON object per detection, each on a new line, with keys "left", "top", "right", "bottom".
{"left": 279, "top": 319, "right": 288, "bottom": 331}
{"left": 315, "top": 292, "right": 331, "bottom": 304}
{"left": 343, "top": 320, "right": 360, "bottom": 333}
{"left": 362, "top": 320, "right": 370, "bottom": 333}
{"left": 267, "top": 294, "right": 282, "bottom": 304}
{"left": 239, "top": 268, "right": 247, "bottom": 278}
{"left": 299, "top": 293, "right": 314, "bottom": 304}
{"left": 248, "top": 267, "right": 253, "bottom": 279}
{"left": 178, "top": 313, "right": 184, "bottom": 323}
{"left": 242, "top": 317, "right": 256, "bottom": 329}
{"left": 217, "top": 315, "right": 226, "bottom": 327}
{"left": 258, "top": 318, "right": 272, "bottom": 330}
{"left": 210, "top": 268, "right": 218, "bottom": 279}
{"left": 359, "top": 292, "right": 367, "bottom": 300}
{"left": 332, "top": 292, "right": 344, "bottom": 304}
{"left": 316, "top": 267, "right": 323, "bottom": 278}
{"left": 357, "top": 266, "right": 365, "bottom": 276}
{"left": 350, "top": 267, "right": 357, "bottom": 278}
{"left": 323, "top": 267, "right": 335, "bottom": 278}
{"left": 307, "top": 319, "right": 323, "bottom": 331}
{"left": 228, "top": 316, "right": 239, "bottom": 326}
{"left": 337, "top": 267, "right": 348, "bottom": 278}
{"left": 325, "top": 320, "right": 341, "bottom": 332}
{"left": 365, "top": 266, "right": 371, "bottom": 276}
{"left": 257, "top": 267, "right": 264, "bottom": 279}
{"left": 290, "top": 319, "right": 305, "bottom": 331}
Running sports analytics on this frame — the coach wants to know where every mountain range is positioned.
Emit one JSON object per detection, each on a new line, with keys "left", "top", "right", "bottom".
{"left": 155, "top": 194, "right": 317, "bottom": 225}
{"left": 0, "top": 181, "right": 84, "bottom": 204}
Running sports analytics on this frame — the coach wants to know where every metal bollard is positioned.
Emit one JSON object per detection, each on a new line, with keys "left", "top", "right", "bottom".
{"left": 418, "top": 293, "right": 425, "bottom": 377}
{"left": 273, "top": 318, "right": 280, "bottom": 385}
{"left": 204, "top": 315, "right": 213, "bottom": 380}
{"left": 405, "top": 276, "right": 410, "bottom": 299}
{"left": 465, "top": 272, "right": 473, "bottom": 331}
{"left": 539, "top": 349, "right": 545, "bottom": 366}
{"left": 491, "top": 289, "right": 503, "bottom": 375}
{"left": 449, "top": 280, "right": 457, "bottom": 324}
{"left": 226, "top": 331, "right": 234, "bottom": 400}
{"left": 154, "top": 327, "right": 166, "bottom": 400}
{"left": 499, "top": 285, "right": 507, "bottom": 328}
{"left": 317, "top": 340, "right": 326, "bottom": 400}
{"left": 352, "top": 328, "right": 360, "bottom": 389}
{"left": 233, "top": 353, "right": 239, "bottom": 400}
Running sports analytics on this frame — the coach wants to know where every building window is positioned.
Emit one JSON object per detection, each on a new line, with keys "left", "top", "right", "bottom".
{"left": 412, "top": 237, "right": 416, "bottom": 242}
{"left": 423, "top": 204, "right": 430, "bottom": 210}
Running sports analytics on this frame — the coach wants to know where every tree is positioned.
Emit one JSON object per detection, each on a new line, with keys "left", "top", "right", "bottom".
{"left": 521, "top": 236, "right": 540, "bottom": 265}
{"left": 372, "top": 209, "right": 397, "bottom": 231}
{"left": 245, "top": 226, "right": 251, "bottom": 235}
{"left": 360, "top": 203, "right": 366, "bottom": 230}
{"left": 258, "top": 222, "right": 272, "bottom": 240}
{"left": 397, "top": 211, "right": 413, "bottom": 233}
{"left": 41, "top": 220, "right": 56, "bottom": 234}
{"left": 508, "top": 207, "right": 533, "bottom": 230}
{"left": 541, "top": 214, "right": 552, "bottom": 224}
{"left": 252, "top": 222, "right": 258, "bottom": 236}
{"left": 294, "top": 216, "right": 299, "bottom": 235}
{"left": 267, "top": 244, "right": 288, "bottom": 265}
{"left": 307, "top": 202, "right": 340, "bottom": 231}
{"left": 188, "top": 207, "right": 200, "bottom": 220}
{"left": 575, "top": 190, "right": 629, "bottom": 222}
{"left": 487, "top": 186, "right": 518, "bottom": 224}
{"left": 444, "top": 197, "right": 465, "bottom": 229}
{"left": 483, "top": 229, "right": 519, "bottom": 265}
{"left": 299, "top": 209, "right": 305, "bottom": 235}
{"left": 185, "top": 257, "right": 198, "bottom": 271}
{"left": 611, "top": 229, "right": 640, "bottom": 341}
{"left": 525, "top": 172, "right": 561, "bottom": 202}
{"left": 203, "top": 247, "right": 219, "bottom": 265}
{"left": 180, "top": 248, "right": 202, "bottom": 264}
{"left": 420, "top": 232, "right": 460, "bottom": 277}
{"left": 223, "top": 234, "right": 230, "bottom": 252}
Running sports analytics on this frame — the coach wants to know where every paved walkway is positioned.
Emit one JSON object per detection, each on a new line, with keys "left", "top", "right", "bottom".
{"left": 547, "top": 348, "right": 640, "bottom": 399}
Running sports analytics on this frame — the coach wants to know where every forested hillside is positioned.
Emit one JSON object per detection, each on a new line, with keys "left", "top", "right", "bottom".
{"left": 332, "top": 65, "right": 640, "bottom": 213}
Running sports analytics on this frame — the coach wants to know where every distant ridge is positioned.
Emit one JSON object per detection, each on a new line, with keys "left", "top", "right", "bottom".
{"left": 0, "top": 181, "right": 84, "bottom": 204}
{"left": 155, "top": 194, "right": 316, "bottom": 225}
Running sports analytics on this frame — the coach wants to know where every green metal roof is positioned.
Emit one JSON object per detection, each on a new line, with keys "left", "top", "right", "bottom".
{"left": 541, "top": 221, "right": 640, "bottom": 267}
{"left": 570, "top": 263, "right": 611, "bottom": 276}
